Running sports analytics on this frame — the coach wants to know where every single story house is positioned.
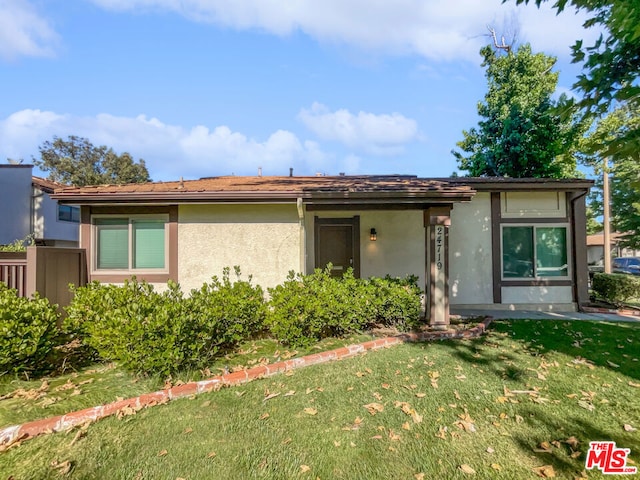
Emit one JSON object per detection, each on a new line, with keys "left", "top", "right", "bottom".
{"left": 586, "top": 232, "right": 640, "bottom": 265}
{"left": 53, "top": 175, "right": 593, "bottom": 326}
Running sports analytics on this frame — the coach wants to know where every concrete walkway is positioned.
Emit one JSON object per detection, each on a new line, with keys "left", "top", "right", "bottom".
{"left": 452, "top": 308, "right": 640, "bottom": 322}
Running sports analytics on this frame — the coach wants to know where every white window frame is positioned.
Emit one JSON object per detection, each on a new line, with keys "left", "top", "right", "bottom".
{"left": 500, "top": 223, "right": 571, "bottom": 280}
{"left": 91, "top": 214, "right": 169, "bottom": 274}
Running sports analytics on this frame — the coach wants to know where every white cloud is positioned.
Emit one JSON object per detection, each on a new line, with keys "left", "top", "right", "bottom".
{"left": 0, "top": 0, "right": 60, "bottom": 60}
{"left": 298, "top": 103, "right": 419, "bottom": 155}
{"left": 88, "top": 0, "right": 601, "bottom": 62}
{"left": 0, "top": 109, "right": 332, "bottom": 180}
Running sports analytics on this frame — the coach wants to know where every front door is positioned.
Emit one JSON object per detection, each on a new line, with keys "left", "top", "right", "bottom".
{"left": 315, "top": 216, "right": 360, "bottom": 277}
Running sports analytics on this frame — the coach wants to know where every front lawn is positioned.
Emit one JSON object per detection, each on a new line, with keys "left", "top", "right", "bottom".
{"left": 1, "top": 319, "right": 639, "bottom": 479}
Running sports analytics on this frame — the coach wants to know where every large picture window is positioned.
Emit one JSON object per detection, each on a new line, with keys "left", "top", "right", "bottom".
{"left": 502, "top": 225, "right": 568, "bottom": 278}
{"left": 94, "top": 216, "right": 167, "bottom": 271}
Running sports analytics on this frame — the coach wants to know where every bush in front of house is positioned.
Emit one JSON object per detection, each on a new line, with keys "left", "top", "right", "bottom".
{"left": 266, "top": 267, "right": 376, "bottom": 346}
{"left": 591, "top": 272, "right": 640, "bottom": 305}
{"left": 65, "top": 270, "right": 266, "bottom": 376}
{"left": 0, "top": 282, "right": 60, "bottom": 375}
{"left": 184, "top": 267, "right": 267, "bottom": 358}
{"left": 266, "top": 268, "right": 422, "bottom": 346}
{"left": 368, "top": 275, "right": 422, "bottom": 330}
{"left": 66, "top": 279, "right": 186, "bottom": 376}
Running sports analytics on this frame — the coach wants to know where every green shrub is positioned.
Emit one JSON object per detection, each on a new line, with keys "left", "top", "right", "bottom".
{"left": 369, "top": 275, "right": 422, "bottom": 330}
{"left": 66, "top": 279, "right": 186, "bottom": 376}
{"left": 592, "top": 272, "right": 640, "bottom": 304}
{"left": 266, "top": 268, "right": 422, "bottom": 346}
{"left": 0, "top": 282, "right": 60, "bottom": 375}
{"left": 184, "top": 267, "right": 267, "bottom": 358}
{"left": 65, "top": 269, "right": 266, "bottom": 376}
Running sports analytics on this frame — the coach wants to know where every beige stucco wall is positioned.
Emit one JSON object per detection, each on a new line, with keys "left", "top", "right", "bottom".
{"left": 305, "top": 210, "right": 425, "bottom": 290}
{"left": 501, "top": 286, "right": 573, "bottom": 306}
{"left": 178, "top": 204, "right": 301, "bottom": 292}
{"left": 448, "top": 193, "right": 493, "bottom": 305}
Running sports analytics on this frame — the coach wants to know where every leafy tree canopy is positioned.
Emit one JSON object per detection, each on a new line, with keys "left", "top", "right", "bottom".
{"left": 453, "top": 43, "right": 584, "bottom": 177}
{"left": 34, "top": 136, "right": 151, "bottom": 187}
{"left": 511, "top": 0, "right": 640, "bottom": 157}
{"left": 582, "top": 103, "right": 640, "bottom": 248}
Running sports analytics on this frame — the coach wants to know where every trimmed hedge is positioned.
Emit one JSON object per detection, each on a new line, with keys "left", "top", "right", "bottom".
{"left": 267, "top": 267, "right": 422, "bottom": 346}
{"left": 65, "top": 270, "right": 266, "bottom": 376}
{"left": 591, "top": 272, "right": 640, "bottom": 305}
{"left": 0, "top": 282, "right": 60, "bottom": 375}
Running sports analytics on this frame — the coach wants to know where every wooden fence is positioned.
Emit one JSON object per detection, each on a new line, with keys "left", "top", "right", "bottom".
{"left": 0, "top": 252, "right": 27, "bottom": 297}
{"left": 0, "top": 248, "right": 87, "bottom": 311}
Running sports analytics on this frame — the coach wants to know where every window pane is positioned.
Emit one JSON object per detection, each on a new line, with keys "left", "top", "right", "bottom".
{"left": 503, "top": 227, "right": 534, "bottom": 278}
{"left": 96, "top": 218, "right": 128, "bottom": 269}
{"left": 133, "top": 220, "right": 165, "bottom": 269}
{"left": 536, "top": 227, "right": 567, "bottom": 277}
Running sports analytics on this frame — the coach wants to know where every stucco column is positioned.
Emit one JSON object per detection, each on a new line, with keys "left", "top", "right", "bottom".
{"left": 424, "top": 207, "right": 451, "bottom": 328}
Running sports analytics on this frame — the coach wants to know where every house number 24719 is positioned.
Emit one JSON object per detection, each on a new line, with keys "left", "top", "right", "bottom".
{"left": 435, "top": 226, "right": 444, "bottom": 271}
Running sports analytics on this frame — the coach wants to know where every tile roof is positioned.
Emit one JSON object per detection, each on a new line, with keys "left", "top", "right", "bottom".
{"left": 32, "top": 176, "right": 65, "bottom": 193}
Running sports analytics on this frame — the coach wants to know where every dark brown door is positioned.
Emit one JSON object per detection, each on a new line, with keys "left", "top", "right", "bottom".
{"left": 315, "top": 217, "right": 360, "bottom": 277}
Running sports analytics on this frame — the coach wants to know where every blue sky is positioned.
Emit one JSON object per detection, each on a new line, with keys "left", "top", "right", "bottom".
{"left": 0, "top": 0, "right": 599, "bottom": 181}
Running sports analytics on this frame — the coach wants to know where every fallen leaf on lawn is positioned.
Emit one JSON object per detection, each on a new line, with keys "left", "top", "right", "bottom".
{"left": 564, "top": 436, "right": 579, "bottom": 448}
{"left": 486, "top": 447, "right": 495, "bottom": 454}
{"left": 158, "top": 449, "right": 168, "bottom": 457}
{"left": 532, "top": 465, "right": 556, "bottom": 478}
{"left": 333, "top": 440, "right": 341, "bottom": 447}
{"left": 263, "top": 392, "right": 281, "bottom": 402}
{"left": 306, "top": 388, "right": 314, "bottom": 394}
{"left": 415, "top": 393, "right": 426, "bottom": 398}
{"left": 624, "top": 424, "right": 637, "bottom": 432}
{"left": 570, "top": 449, "right": 581, "bottom": 459}
{"left": 455, "top": 375, "right": 467, "bottom": 381}
{"left": 607, "top": 360, "right": 620, "bottom": 368}
{"left": 363, "top": 403, "right": 384, "bottom": 415}
{"left": 534, "top": 441, "right": 553, "bottom": 453}
{"left": 235, "top": 391, "right": 246, "bottom": 397}
{"left": 300, "top": 465, "right": 311, "bottom": 473}
{"left": 207, "top": 452, "right": 216, "bottom": 458}
{"left": 78, "top": 379, "right": 93, "bottom": 386}
{"left": 55, "top": 380, "right": 77, "bottom": 392}
{"left": 435, "top": 426, "right": 448, "bottom": 439}
{"left": 577, "top": 400, "right": 595, "bottom": 411}
{"left": 284, "top": 390, "right": 296, "bottom": 397}
{"left": 370, "top": 435, "right": 383, "bottom": 440}
{"left": 304, "top": 407, "right": 318, "bottom": 416}
{"left": 414, "top": 474, "right": 425, "bottom": 480}
{"left": 490, "top": 463, "right": 502, "bottom": 471}
{"left": 201, "top": 400, "right": 211, "bottom": 407}
{"left": 381, "top": 383, "right": 390, "bottom": 389}
{"left": 458, "top": 464, "right": 476, "bottom": 474}
{"left": 389, "top": 430, "right": 401, "bottom": 441}
{"left": 629, "top": 381, "right": 640, "bottom": 388}
{"left": 183, "top": 427, "right": 193, "bottom": 434}
{"left": 402, "top": 422, "right": 411, "bottom": 431}
{"left": 259, "top": 413, "right": 270, "bottom": 420}
{"left": 50, "top": 460, "right": 72, "bottom": 475}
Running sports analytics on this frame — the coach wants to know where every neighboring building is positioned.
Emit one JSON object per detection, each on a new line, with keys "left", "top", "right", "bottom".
{"left": 586, "top": 232, "right": 640, "bottom": 265}
{"left": 53, "top": 175, "right": 592, "bottom": 324}
{"left": 0, "top": 164, "right": 79, "bottom": 247}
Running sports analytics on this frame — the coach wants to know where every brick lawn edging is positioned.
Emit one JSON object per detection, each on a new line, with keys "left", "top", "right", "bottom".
{"left": 581, "top": 305, "right": 640, "bottom": 317}
{"left": 0, "top": 318, "right": 492, "bottom": 448}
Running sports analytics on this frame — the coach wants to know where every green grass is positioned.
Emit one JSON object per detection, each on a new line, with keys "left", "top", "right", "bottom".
{"left": 0, "top": 333, "right": 377, "bottom": 430}
{"left": 1, "top": 319, "right": 640, "bottom": 479}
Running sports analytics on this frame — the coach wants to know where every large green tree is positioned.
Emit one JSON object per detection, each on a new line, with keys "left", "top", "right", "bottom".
{"left": 581, "top": 103, "right": 640, "bottom": 248}
{"left": 512, "top": 0, "right": 640, "bottom": 158}
{"left": 453, "top": 43, "right": 582, "bottom": 177}
{"left": 34, "top": 136, "right": 151, "bottom": 186}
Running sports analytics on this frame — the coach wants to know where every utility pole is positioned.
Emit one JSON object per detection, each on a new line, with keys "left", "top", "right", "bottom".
{"left": 603, "top": 158, "right": 612, "bottom": 273}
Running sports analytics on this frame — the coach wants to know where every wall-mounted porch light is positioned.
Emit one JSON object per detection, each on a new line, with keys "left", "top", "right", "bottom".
{"left": 370, "top": 228, "right": 377, "bottom": 241}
